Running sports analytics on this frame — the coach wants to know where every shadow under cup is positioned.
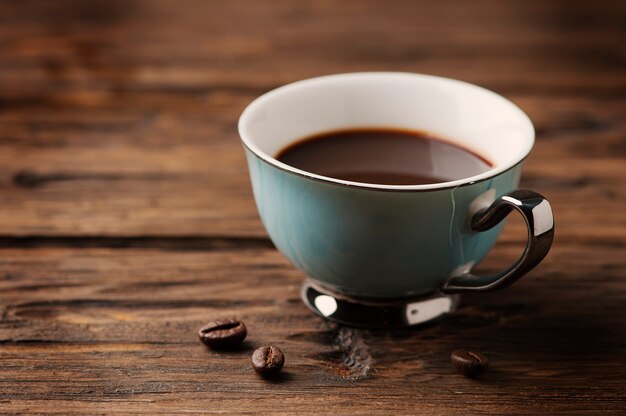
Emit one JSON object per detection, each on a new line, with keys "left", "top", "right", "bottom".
{"left": 238, "top": 72, "right": 552, "bottom": 327}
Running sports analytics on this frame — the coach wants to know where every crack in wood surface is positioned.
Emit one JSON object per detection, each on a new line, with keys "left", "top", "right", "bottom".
{"left": 6, "top": 298, "right": 275, "bottom": 317}
{"left": 0, "top": 236, "right": 274, "bottom": 250}
{"left": 0, "top": 236, "right": 620, "bottom": 251}
{"left": 12, "top": 171, "right": 184, "bottom": 188}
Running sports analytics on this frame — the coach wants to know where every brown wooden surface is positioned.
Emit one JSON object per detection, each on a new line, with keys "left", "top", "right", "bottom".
{"left": 0, "top": 0, "right": 625, "bottom": 414}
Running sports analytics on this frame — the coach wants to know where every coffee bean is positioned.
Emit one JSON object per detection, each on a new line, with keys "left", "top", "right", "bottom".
{"left": 451, "top": 349, "right": 488, "bottom": 377}
{"left": 198, "top": 319, "right": 247, "bottom": 349}
{"left": 251, "top": 345, "right": 285, "bottom": 377}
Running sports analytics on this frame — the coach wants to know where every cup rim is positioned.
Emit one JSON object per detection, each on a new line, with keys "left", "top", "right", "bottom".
{"left": 238, "top": 72, "right": 534, "bottom": 192}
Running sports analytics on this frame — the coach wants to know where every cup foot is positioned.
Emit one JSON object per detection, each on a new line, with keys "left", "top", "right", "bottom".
{"left": 301, "top": 280, "right": 459, "bottom": 328}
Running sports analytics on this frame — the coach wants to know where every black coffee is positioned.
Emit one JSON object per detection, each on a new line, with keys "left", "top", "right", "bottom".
{"left": 276, "top": 128, "right": 492, "bottom": 185}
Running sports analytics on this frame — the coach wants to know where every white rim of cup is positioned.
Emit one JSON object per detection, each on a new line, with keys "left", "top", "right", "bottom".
{"left": 238, "top": 72, "right": 534, "bottom": 192}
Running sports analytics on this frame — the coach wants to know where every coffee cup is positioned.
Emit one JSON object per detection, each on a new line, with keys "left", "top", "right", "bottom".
{"left": 238, "top": 72, "right": 554, "bottom": 327}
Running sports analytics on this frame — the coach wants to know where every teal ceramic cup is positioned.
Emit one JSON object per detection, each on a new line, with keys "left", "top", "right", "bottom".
{"left": 239, "top": 73, "right": 554, "bottom": 327}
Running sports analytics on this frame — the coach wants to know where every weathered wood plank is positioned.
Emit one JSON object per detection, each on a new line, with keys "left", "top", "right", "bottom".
{"left": 0, "top": 0, "right": 624, "bottom": 239}
{"left": 0, "top": 242, "right": 624, "bottom": 414}
{"left": 0, "top": 96, "right": 624, "bottom": 238}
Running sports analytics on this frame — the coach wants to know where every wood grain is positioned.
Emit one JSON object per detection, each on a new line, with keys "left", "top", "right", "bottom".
{"left": 0, "top": 243, "right": 624, "bottom": 414}
{"left": 0, "top": 0, "right": 625, "bottom": 414}
{"left": 0, "top": 0, "right": 624, "bottom": 238}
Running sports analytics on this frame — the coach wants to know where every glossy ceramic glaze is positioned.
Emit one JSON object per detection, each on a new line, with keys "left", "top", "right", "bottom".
{"left": 246, "top": 149, "right": 522, "bottom": 297}
{"left": 239, "top": 72, "right": 534, "bottom": 298}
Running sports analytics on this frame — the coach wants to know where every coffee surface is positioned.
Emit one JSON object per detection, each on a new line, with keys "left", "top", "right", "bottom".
{"left": 276, "top": 128, "right": 492, "bottom": 185}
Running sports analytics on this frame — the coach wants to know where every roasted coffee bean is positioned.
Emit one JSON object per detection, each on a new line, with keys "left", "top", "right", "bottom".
{"left": 451, "top": 349, "right": 488, "bottom": 377}
{"left": 251, "top": 345, "right": 285, "bottom": 377}
{"left": 198, "top": 319, "right": 247, "bottom": 349}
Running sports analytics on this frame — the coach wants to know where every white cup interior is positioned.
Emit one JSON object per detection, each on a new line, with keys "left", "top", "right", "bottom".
{"left": 238, "top": 72, "right": 534, "bottom": 190}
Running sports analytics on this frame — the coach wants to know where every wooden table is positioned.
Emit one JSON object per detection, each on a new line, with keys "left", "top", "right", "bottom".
{"left": 1, "top": 1, "right": 625, "bottom": 414}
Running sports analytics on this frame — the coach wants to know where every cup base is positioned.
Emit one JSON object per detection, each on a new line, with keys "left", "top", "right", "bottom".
{"left": 301, "top": 280, "right": 459, "bottom": 328}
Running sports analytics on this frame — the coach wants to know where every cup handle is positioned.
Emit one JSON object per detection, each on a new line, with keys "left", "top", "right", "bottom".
{"left": 441, "top": 190, "right": 554, "bottom": 293}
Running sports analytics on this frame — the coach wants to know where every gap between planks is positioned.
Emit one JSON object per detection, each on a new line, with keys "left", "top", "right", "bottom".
{"left": 0, "top": 235, "right": 622, "bottom": 251}
{"left": 0, "top": 236, "right": 274, "bottom": 251}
